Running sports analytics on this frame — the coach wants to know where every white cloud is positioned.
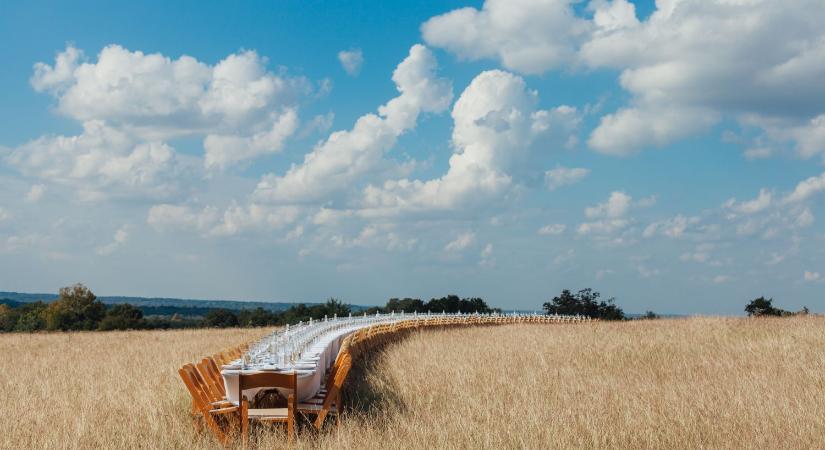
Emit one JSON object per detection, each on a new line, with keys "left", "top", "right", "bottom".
{"left": 330, "top": 224, "right": 417, "bottom": 252}
{"left": 421, "top": 0, "right": 589, "bottom": 74}
{"left": 30, "top": 44, "right": 312, "bottom": 169}
{"left": 544, "top": 166, "right": 589, "bottom": 190}
{"left": 585, "top": 191, "right": 630, "bottom": 219}
{"left": 0, "top": 207, "right": 9, "bottom": 222}
{"left": 96, "top": 225, "right": 129, "bottom": 256}
{"left": 25, "top": 184, "right": 47, "bottom": 203}
{"left": 582, "top": 0, "right": 825, "bottom": 156}
{"left": 804, "top": 271, "right": 822, "bottom": 282}
{"left": 423, "top": 1, "right": 825, "bottom": 157}
{"left": 6, "top": 121, "right": 188, "bottom": 201}
{"left": 726, "top": 188, "right": 773, "bottom": 215}
{"left": 254, "top": 44, "right": 453, "bottom": 204}
{"left": 444, "top": 232, "right": 476, "bottom": 252}
{"left": 203, "top": 108, "right": 299, "bottom": 170}
{"left": 361, "top": 70, "right": 578, "bottom": 215}
{"left": 31, "top": 46, "right": 83, "bottom": 93}
{"left": 643, "top": 215, "right": 700, "bottom": 239}
{"left": 578, "top": 191, "right": 633, "bottom": 236}
{"left": 147, "top": 203, "right": 300, "bottom": 237}
{"left": 338, "top": 49, "right": 364, "bottom": 76}
{"left": 588, "top": 106, "right": 716, "bottom": 156}
{"left": 783, "top": 171, "right": 825, "bottom": 204}
{"left": 538, "top": 223, "right": 565, "bottom": 235}
{"left": 791, "top": 115, "right": 825, "bottom": 159}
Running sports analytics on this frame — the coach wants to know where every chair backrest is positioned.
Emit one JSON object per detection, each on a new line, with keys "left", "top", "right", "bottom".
{"left": 313, "top": 354, "right": 353, "bottom": 430}
{"left": 196, "top": 358, "right": 225, "bottom": 400}
{"left": 179, "top": 364, "right": 210, "bottom": 411}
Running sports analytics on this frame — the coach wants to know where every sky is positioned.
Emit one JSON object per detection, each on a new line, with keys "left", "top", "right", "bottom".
{"left": 1, "top": 0, "right": 824, "bottom": 314}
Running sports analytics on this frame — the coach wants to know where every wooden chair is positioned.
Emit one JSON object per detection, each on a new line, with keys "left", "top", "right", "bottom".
{"left": 179, "top": 364, "right": 238, "bottom": 446}
{"left": 238, "top": 371, "right": 298, "bottom": 446}
{"left": 196, "top": 358, "right": 227, "bottom": 401}
{"left": 298, "top": 354, "right": 353, "bottom": 430}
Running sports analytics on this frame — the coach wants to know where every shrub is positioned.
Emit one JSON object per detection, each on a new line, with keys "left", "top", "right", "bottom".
{"left": 744, "top": 297, "right": 784, "bottom": 317}
{"left": 99, "top": 304, "right": 145, "bottom": 330}
{"left": 203, "top": 309, "right": 239, "bottom": 328}
{"left": 543, "top": 288, "right": 625, "bottom": 320}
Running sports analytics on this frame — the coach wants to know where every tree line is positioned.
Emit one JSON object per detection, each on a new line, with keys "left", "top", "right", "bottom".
{"left": 6, "top": 282, "right": 805, "bottom": 333}
{"left": 0, "top": 285, "right": 502, "bottom": 332}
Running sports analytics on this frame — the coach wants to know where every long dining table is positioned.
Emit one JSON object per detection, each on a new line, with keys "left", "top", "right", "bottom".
{"left": 220, "top": 311, "right": 589, "bottom": 404}
{"left": 221, "top": 313, "right": 411, "bottom": 403}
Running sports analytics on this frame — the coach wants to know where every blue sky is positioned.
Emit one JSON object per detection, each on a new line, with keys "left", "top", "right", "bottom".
{"left": 1, "top": 0, "right": 824, "bottom": 314}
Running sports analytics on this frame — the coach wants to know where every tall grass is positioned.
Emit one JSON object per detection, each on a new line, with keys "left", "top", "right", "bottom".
{"left": 0, "top": 327, "right": 264, "bottom": 449}
{"left": 3, "top": 317, "right": 824, "bottom": 449}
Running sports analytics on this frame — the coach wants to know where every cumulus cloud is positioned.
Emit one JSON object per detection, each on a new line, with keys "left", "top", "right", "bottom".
{"left": 581, "top": 0, "right": 825, "bottom": 156}
{"left": 338, "top": 49, "right": 364, "bottom": 76}
{"left": 5, "top": 121, "right": 188, "bottom": 201}
{"left": 421, "top": 0, "right": 589, "bottom": 74}
{"left": 578, "top": 191, "right": 632, "bottom": 236}
{"left": 725, "top": 189, "right": 773, "bottom": 215}
{"left": 783, "top": 171, "right": 825, "bottom": 204}
{"left": 584, "top": 191, "right": 630, "bottom": 220}
{"left": 254, "top": 44, "right": 453, "bottom": 204}
{"left": 424, "top": 1, "right": 825, "bottom": 157}
{"left": 577, "top": 191, "right": 654, "bottom": 239}
{"left": 203, "top": 109, "right": 299, "bottom": 170}
{"left": 362, "top": 70, "right": 579, "bottom": 215}
{"left": 30, "top": 44, "right": 312, "bottom": 169}
{"left": 544, "top": 166, "right": 590, "bottom": 191}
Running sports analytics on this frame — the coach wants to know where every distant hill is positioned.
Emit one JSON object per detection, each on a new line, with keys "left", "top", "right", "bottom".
{"left": 0, "top": 291, "right": 368, "bottom": 318}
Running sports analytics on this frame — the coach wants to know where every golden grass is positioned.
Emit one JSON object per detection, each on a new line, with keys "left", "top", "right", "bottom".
{"left": 3, "top": 317, "right": 825, "bottom": 449}
{"left": 0, "top": 327, "right": 265, "bottom": 449}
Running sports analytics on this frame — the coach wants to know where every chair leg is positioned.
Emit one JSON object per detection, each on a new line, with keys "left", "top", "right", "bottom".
{"left": 287, "top": 394, "right": 295, "bottom": 444}
{"left": 241, "top": 399, "right": 249, "bottom": 449}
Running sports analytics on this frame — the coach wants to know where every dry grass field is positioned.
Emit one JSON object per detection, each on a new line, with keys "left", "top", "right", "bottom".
{"left": 3, "top": 317, "right": 825, "bottom": 449}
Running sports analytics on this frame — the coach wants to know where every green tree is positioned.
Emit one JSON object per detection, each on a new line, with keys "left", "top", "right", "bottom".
{"left": 386, "top": 297, "right": 425, "bottom": 313}
{"left": 13, "top": 301, "right": 48, "bottom": 331}
{"left": 237, "top": 307, "right": 278, "bottom": 327}
{"left": 99, "top": 304, "right": 145, "bottom": 330}
{"left": 44, "top": 284, "right": 106, "bottom": 331}
{"left": 744, "top": 297, "right": 784, "bottom": 317}
{"left": 203, "top": 309, "right": 239, "bottom": 328}
{"left": 543, "top": 288, "right": 625, "bottom": 320}
{"left": 320, "top": 298, "right": 351, "bottom": 317}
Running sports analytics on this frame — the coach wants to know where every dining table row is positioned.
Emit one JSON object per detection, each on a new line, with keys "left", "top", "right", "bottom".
{"left": 179, "top": 311, "right": 593, "bottom": 445}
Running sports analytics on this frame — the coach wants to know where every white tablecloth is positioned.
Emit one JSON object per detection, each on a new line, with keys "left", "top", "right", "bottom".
{"left": 222, "top": 324, "right": 356, "bottom": 403}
